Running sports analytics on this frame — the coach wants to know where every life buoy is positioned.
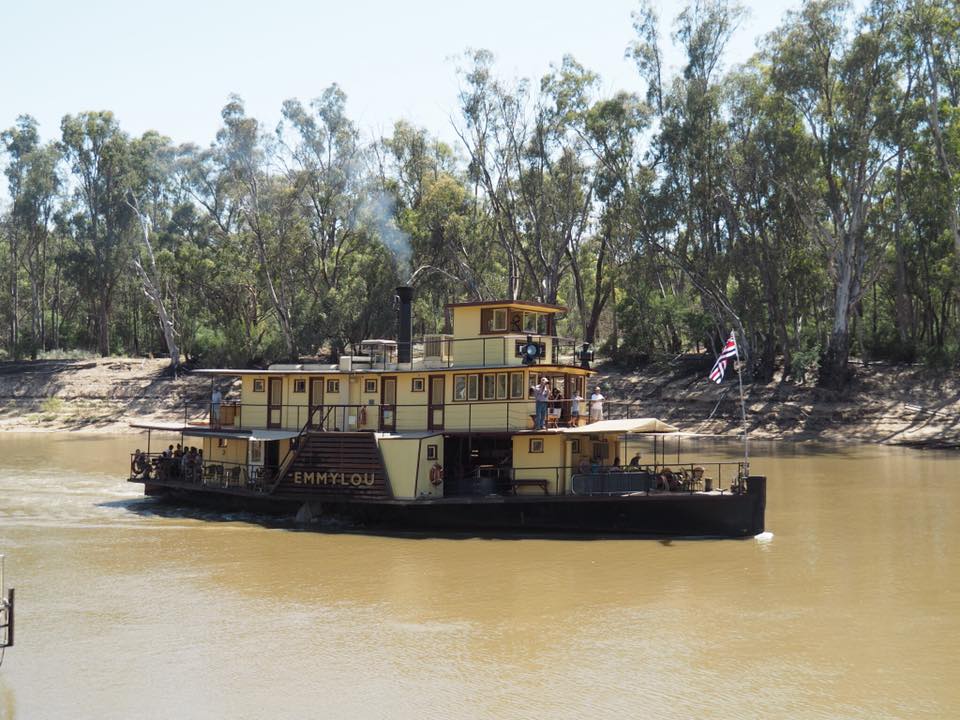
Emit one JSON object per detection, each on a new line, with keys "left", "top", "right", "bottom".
{"left": 358, "top": 406, "right": 367, "bottom": 425}
{"left": 429, "top": 463, "right": 444, "bottom": 485}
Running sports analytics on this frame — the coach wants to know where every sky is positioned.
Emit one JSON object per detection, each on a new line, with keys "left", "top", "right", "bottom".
{"left": 2, "top": 0, "right": 818, "bottom": 153}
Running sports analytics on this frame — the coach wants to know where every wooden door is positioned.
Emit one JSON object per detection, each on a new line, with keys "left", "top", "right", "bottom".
{"left": 428, "top": 375, "right": 445, "bottom": 431}
{"left": 380, "top": 376, "right": 397, "bottom": 432}
{"left": 308, "top": 378, "right": 324, "bottom": 429}
{"left": 267, "top": 377, "right": 282, "bottom": 428}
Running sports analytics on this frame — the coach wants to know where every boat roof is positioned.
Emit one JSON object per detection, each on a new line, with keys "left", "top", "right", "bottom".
{"left": 444, "top": 299, "right": 567, "bottom": 313}
{"left": 191, "top": 364, "right": 590, "bottom": 376}
{"left": 128, "top": 421, "right": 300, "bottom": 442}
{"left": 561, "top": 418, "right": 679, "bottom": 434}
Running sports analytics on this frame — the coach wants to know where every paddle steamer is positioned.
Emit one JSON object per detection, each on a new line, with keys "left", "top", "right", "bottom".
{"left": 128, "top": 287, "right": 766, "bottom": 536}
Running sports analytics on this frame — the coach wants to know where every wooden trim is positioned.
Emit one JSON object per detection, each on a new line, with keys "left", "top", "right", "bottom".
{"left": 446, "top": 299, "right": 568, "bottom": 313}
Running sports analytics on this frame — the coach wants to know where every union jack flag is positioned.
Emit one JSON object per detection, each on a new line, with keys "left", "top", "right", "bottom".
{"left": 709, "top": 332, "right": 738, "bottom": 384}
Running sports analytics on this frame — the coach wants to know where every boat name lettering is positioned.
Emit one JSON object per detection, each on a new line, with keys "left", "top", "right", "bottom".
{"left": 292, "top": 471, "right": 375, "bottom": 487}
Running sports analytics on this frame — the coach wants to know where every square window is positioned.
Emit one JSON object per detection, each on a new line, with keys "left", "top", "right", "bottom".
{"left": 467, "top": 374, "right": 479, "bottom": 401}
{"left": 326, "top": 379, "right": 340, "bottom": 394}
{"left": 411, "top": 377, "right": 425, "bottom": 392}
{"left": 365, "top": 379, "right": 378, "bottom": 393}
{"left": 529, "top": 438, "right": 544, "bottom": 453}
{"left": 570, "top": 439, "right": 580, "bottom": 454}
{"left": 218, "top": 438, "right": 228, "bottom": 448}
{"left": 453, "top": 375, "right": 467, "bottom": 402}
{"left": 491, "top": 308, "right": 507, "bottom": 331}
{"left": 293, "top": 379, "right": 306, "bottom": 393}
{"left": 426, "top": 444, "right": 438, "bottom": 460}
{"left": 252, "top": 378, "right": 265, "bottom": 393}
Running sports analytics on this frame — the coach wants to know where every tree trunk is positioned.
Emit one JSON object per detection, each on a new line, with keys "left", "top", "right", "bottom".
{"left": 98, "top": 298, "right": 110, "bottom": 357}
{"left": 130, "top": 207, "right": 179, "bottom": 370}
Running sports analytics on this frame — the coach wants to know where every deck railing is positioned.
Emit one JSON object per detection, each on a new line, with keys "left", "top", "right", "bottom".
{"left": 347, "top": 334, "right": 589, "bottom": 371}
{"left": 178, "top": 398, "right": 649, "bottom": 436}
{"left": 129, "top": 452, "right": 746, "bottom": 498}
{"left": 128, "top": 453, "right": 274, "bottom": 493}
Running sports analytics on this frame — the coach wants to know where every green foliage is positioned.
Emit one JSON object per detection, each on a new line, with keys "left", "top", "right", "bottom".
{"left": 0, "top": 0, "right": 959, "bottom": 373}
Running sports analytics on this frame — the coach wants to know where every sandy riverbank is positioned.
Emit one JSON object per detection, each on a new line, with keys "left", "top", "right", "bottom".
{"left": 0, "top": 356, "right": 957, "bottom": 447}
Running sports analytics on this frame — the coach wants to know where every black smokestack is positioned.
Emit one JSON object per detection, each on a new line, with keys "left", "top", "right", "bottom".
{"left": 397, "top": 286, "right": 413, "bottom": 364}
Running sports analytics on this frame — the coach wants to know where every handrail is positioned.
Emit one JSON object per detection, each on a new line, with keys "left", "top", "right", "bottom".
{"left": 174, "top": 397, "right": 652, "bottom": 436}
{"left": 263, "top": 404, "right": 327, "bottom": 495}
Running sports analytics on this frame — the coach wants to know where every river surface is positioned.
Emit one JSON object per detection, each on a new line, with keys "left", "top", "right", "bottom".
{"left": 0, "top": 433, "right": 957, "bottom": 719}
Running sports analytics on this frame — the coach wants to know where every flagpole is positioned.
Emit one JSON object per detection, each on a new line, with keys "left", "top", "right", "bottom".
{"left": 733, "top": 330, "right": 749, "bottom": 479}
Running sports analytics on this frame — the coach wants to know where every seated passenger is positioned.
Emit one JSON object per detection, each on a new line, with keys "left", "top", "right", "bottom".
{"left": 609, "top": 456, "right": 623, "bottom": 472}
{"left": 629, "top": 452, "right": 642, "bottom": 468}
{"left": 577, "top": 457, "right": 591, "bottom": 474}
{"left": 657, "top": 468, "right": 678, "bottom": 491}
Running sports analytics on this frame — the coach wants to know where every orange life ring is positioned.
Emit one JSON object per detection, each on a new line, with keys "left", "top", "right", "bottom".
{"left": 429, "top": 463, "right": 444, "bottom": 485}
{"left": 358, "top": 406, "right": 367, "bottom": 425}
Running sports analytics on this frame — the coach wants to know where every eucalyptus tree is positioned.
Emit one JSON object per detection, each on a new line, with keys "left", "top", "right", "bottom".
{"left": 629, "top": 0, "right": 750, "bottom": 356}
{"left": 908, "top": 0, "right": 960, "bottom": 262}
{"left": 573, "top": 90, "right": 652, "bottom": 344}
{"left": 375, "top": 120, "right": 495, "bottom": 313}
{"left": 1, "top": 115, "right": 61, "bottom": 358}
{"left": 768, "top": 0, "right": 901, "bottom": 388}
{"left": 126, "top": 130, "right": 180, "bottom": 370}
{"left": 60, "top": 111, "right": 138, "bottom": 356}
{"left": 216, "top": 96, "right": 300, "bottom": 360}
{"left": 279, "top": 85, "right": 401, "bottom": 354}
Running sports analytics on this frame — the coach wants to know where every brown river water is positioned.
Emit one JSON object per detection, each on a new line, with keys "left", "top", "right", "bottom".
{"left": 0, "top": 433, "right": 957, "bottom": 719}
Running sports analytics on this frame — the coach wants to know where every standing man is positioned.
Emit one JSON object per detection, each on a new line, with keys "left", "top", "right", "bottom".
{"left": 210, "top": 384, "right": 223, "bottom": 429}
{"left": 589, "top": 386, "right": 605, "bottom": 423}
{"left": 532, "top": 377, "right": 551, "bottom": 430}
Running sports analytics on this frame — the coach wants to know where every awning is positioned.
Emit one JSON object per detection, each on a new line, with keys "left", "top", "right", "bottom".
{"left": 247, "top": 429, "right": 301, "bottom": 442}
{"left": 128, "top": 420, "right": 300, "bottom": 442}
{"left": 561, "top": 418, "right": 679, "bottom": 435}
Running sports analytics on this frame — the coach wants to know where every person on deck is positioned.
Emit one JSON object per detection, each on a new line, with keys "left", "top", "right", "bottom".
{"left": 589, "top": 387, "right": 605, "bottom": 423}
{"left": 570, "top": 390, "right": 583, "bottom": 426}
{"left": 629, "top": 452, "right": 642, "bottom": 467}
{"left": 210, "top": 385, "right": 222, "bottom": 428}
{"left": 532, "top": 377, "right": 551, "bottom": 430}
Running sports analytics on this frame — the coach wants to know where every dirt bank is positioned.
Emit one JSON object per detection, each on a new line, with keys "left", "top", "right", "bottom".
{"left": 0, "top": 356, "right": 957, "bottom": 447}
{"left": 0, "top": 358, "right": 224, "bottom": 433}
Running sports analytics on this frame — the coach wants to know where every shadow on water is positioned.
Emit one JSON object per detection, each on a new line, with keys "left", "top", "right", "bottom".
{"left": 98, "top": 496, "right": 750, "bottom": 542}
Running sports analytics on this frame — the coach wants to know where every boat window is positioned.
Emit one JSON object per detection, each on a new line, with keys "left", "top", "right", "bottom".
{"left": 453, "top": 375, "right": 467, "bottom": 401}
{"left": 510, "top": 371, "right": 524, "bottom": 399}
{"left": 326, "top": 379, "right": 340, "bottom": 394}
{"left": 364, "top": 379, "right": 377, "bottom": 393}
{"left": 482, "top": 374, "right": 496, "bottom": 400}
{"left": 468, "top": 374, "right": 479, "bottom": 401}
{"left": 293, "top": 379, "right": 306, "bottom": 393}
{"left": 496, "top": 373, "right": 508, "bottom": 399}
{"left": 592, "top": 441, "right": 610, "bottom": 460}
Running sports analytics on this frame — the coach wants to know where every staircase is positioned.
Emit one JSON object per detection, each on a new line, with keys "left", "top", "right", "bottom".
{"left": 273, "top": 431, "right": 392, "bottom": 500}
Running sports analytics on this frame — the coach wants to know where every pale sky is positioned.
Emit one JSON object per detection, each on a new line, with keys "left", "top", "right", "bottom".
{"left": 2, "top": 0, "right": 820, "bottom": 151}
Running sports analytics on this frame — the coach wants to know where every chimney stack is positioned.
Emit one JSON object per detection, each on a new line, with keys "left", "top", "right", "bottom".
{"left": 396, "top": 286, "right": 413, "bottom": 364}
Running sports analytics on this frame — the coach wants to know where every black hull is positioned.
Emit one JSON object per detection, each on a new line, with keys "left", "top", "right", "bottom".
{"left": 137, "top": 477, "right": 766, "bottom": 538}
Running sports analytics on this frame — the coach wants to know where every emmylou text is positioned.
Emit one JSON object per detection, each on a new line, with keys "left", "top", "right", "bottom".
{"left": 292, "top": 471, "right": 375, "bottom": 487}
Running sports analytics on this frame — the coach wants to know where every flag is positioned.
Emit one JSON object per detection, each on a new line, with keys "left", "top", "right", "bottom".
{"left": 709, "top": 332, "right": 738, "bottom": 384}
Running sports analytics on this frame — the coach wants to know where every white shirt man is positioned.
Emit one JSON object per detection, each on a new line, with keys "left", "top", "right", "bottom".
{"left": 589, "top": 388, "right": 605, "bottom": 422}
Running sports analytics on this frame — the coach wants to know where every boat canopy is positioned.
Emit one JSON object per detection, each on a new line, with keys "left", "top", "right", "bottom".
{"left": 128, "top": 420, "right": 301, "bottom": 442}
{"left": 560, "top": 418, "right": 678, "bottom": 434}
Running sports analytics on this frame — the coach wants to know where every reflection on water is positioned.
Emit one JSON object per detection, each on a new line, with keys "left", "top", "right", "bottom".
{"left": 0, "top": 433, "right": 957, "bottom": 719}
